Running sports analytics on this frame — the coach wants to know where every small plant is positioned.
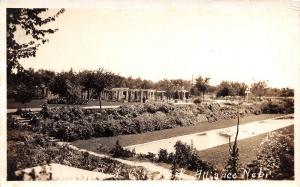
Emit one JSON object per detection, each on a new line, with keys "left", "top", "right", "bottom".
{"left": 193, "top": 98, "right": 202, "bottom": 104}
{"left": 170, "top": 156, "right": 177, "bottom": 180}
{"left": 158, "top": 149, "right": 168, "bottom": 162}
{"left": 109, "top": 140, "right": 135, "bottom": 158}
{"left": 223, "top": 103, "right": 241, "bottom": 180}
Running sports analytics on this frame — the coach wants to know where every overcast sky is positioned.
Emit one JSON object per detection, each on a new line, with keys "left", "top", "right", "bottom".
{"left": 17, "top": 0, "right": 300, "bottom": 88}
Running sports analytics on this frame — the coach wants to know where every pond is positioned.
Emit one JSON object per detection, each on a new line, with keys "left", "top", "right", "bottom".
{"left": 125, "top": 115, "right": 294, "bottom": 154}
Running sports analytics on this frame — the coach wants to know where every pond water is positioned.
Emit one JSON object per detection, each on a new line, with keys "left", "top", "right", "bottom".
{"left": 125, "top": 115, "right": 294, "bottom": 154}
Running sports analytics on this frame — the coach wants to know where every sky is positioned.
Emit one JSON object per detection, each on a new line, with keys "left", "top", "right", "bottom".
{"left": 17, "top": 0, "right": 300, "bottom": 88}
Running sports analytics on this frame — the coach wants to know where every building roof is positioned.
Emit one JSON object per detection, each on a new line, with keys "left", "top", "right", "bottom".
{"left": 111, "top": 88, "right": 130, "bottom": 91}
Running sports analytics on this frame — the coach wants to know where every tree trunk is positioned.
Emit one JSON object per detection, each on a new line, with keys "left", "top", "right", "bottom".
{"left": 202, "top": 92, "right": 205, "bottom": 102}
{"left": 234, "top": 105, "right": 239, "bottom": 147}
{"left": 99, "top": 94, "right": 102, "bottom": 112}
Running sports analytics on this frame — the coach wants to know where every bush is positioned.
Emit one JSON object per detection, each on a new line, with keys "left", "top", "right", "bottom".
{"left": 47, "top": 97, "right": 88, "bottom": 105}
{"left": 42, "top": 119, "right": 94, "bottom": 141}
{"left": 246, "top": 127, "right": 294, "bottom": 179}
{"left": 194, "top": 98, "right": 202, "bottom": 104}
{"left": 7, "top": 115, "right": 37, "bottom": 131}
{"left": 46, "top": 106, "right": 85, "bottom": 122}
{"left": 136, "top": 152, "right": 157, "bottom": 162}
{"left": 156, "top": 141, "right": 216, "bottom": 173}
{"left": 7, "top": 131, "right": 150, "bottom": 180}
{"left": 259, "top": 99, "right": 293, "bottom": 114}
{"left": 158, "top": 149, "right": 169, "bottom": 162}
{"left": 36, "top": 101, "right": 273, "bottom": 141}
{"left": 14, "top": 109, "right": 35, "bottom": 119}
{"left": 109, "top": 140, "right": 136, "bottom": 158}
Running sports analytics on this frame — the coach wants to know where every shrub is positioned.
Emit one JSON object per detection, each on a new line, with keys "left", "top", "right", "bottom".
{"left": 35, "top": 101, "right": 272, "bottom": 141}
{"left": 14, "top": 109, "right": 23, "bottom": 115}
{"left": 259, "top": 99, "right": 294, "bottom": 114}
{"left": 7, "top": 131, "right": 150, "bottom": 180}
{"left": 158, "top": 149, "right": 169, "bottom": 162}
{"left": 46, "top": 106, "right": 85, "bottom": 122}
{"left": 109, "top": 140, "right": 136, "bottom": 158}
{"left": 136, "top": 152, "right": 157, "bottom": 162}
{"left": 14, "top": 109, "right": 35, "bottom": 119}
{"left": 40, "top": 102, "right": 50, "bottom": 118}
{"left": 194, "top": 98, "right": 202, "bottom": 104}
{"left": 47, "top": 97, "right": 88, "bottom": 105}
{"left": 246, "top": 127, "right": 294, "bottom": 179}
{"left": 7, "top": 115, "right": 18, "bottom": 130}
{"left": 42, "top": 119, "right": 94, "bottom": 141}
{"left": 156, "top": 141, "right": 216, "bottom": 173}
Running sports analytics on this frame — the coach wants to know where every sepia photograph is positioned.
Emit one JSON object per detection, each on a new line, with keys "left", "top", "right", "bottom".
{"left": 2, "top": 0, "right": 299, "bottom": 184}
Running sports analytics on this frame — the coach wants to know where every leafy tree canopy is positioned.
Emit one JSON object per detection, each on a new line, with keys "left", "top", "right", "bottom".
{"left": 7, "top": 8, "right": 65, "bottom": 76}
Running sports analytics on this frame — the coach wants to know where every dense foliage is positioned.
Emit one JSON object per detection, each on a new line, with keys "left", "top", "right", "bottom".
{"left": 7, "top": 8, "right": 65, "bottom": 76}
{"left": 259, "top": 99, "right": 294, "bottom": 114}
{"left": 47, "top": 98, "right": 88, "bottom": 105}
{"left": 109, "top": 140, "right": 136, "bottom": 158}
{"left": 10, "top": 100, "right": 293, "bottom": 142}
{"left": 156, "top": 141, "right": 217, "bottom": 176}
{"left": 246, "top": 126, "right": 294, "bottom": 180}
{"left": 7, "top": 131, "right": 149, "bottom": 180}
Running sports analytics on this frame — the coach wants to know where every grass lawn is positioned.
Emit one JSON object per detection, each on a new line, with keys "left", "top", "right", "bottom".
{"left": 71, "top": 114, "right": 282, "bottom": 153}
{"left": 197, "top": 125, "right": 294, "bottom": 170}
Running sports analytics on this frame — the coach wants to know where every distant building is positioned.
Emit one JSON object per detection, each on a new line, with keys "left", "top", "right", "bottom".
{"left": 81, "top": 88, "right": 189, "bottom": 103}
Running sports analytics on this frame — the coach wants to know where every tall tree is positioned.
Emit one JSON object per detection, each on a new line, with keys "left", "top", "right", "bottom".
{"left": 78, "top": 70, "right": 95, "bottom": 101}
{"left": 13, "top": 83, "right": 34, "bottom": 109}
{"left": 7, "top": 8, "right": 65, "bottom": 77}
{"left": 90, "top": 69, "right": 115, "bottom": 112}
{"left": 155, "top": 79, "right": 174, "bottom": 99}
{"left": 231, "top": 82, "right": 248, "bottom": 97}
{"left": 195, "top": 76, "right": 210, "bottom": 102}
{"left": 251, "top": 81, "right": 267, "bottom": 98}
{"left": 216, "top": 81, "right": 233, "bottom": 97}
{"left": 48, "top": 70, "right": 81, "bottom": 104}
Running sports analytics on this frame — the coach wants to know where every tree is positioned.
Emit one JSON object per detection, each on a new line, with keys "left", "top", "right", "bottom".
{"left": 7, "top": 8, "right": 65, "bottom": 77}
{"left": 90, "top": 69, "right": 115, "bottom": 112}
{"left": 140, "top": 79, "right": 155, "bottom": 89}
{"left": 155, "top": 79, "right": 174, "bottom": 99}
{"left": 195, "top": 76, "right": 210, "bottom": 102}
{"left": 280, "top": 88, "right": 294, "bottom": 97}
{"left": 251, "top": 81, "right": 267, "bottom": 98}
{"left": 231, "top": 82, "right": 248, "bottom": 97}
{"left": 111, "top": 75, "right": 126, "bottom": 88}
{"left": 78, "top": 70, "right": 95, "bottom": 101}
{"left": 13, "top": 83, "right": 34, "bottom": 109}
{"left": 8, "top": 68, "right": 36, "bottom": 98}
{"left": 35, "top": 69, "right": 56, "bottom": 87}
{"left": 48, "top": 70, "right": 81, "bottom": 104}
{"left": 124, "top": 76, "right": 135, "bottom": 89}
{"left": 216, "top": 81, "right": 233, "bottom": 97}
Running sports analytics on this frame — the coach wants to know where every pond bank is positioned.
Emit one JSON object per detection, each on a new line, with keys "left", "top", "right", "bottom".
{"left": 71, "top": 114, "right": 282, "bottom": 153}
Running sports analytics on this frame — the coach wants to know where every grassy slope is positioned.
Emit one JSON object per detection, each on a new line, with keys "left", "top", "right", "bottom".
{"left": 71, "top": 114, "right": 282, "bottom": 153}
